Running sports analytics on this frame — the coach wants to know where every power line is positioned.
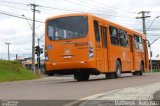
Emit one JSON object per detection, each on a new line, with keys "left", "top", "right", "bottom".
{"left": 0, "top": 0, "right": 82, "bottom": 13}
{"left": 0, "top": 0, "right": 139, "bottom": 21}
{"left": 94, "top": 13, "right": 137, "bottom": 20}
{"left": 67, "top": 0, "right": 135, "bottom": 17}
{"left": 0, "top": 3, "right": 30, "bottom": 12}
{"left": 146, "top": 16, "right": 160, "bottom": 32}
{"left": 1, "top": 3, "right": 157, "bottom": 31}
{"left": 0, "top": 0, "right": 27, "bottom": 6}
{"left": 66, "top": 0, "right": 124, "bottom": 16}
{"left": 40, "top": 7, "right": 132, "bottom": 21}
{"left": 39, "top": 5, "right": 137, "bottom": 20}
{"left": 0, "top": 1, "right": 159, "bottom": 34}
{"left": 39, "top": 5, "right": 82, "bottom": 13}
{"left": 2, "top": 1, "right": 159, "bottom": 29}
{"left": 0, "top": 10, "right": 44, "bottom": 23}
{"left": 1, "top": 0, "right": 160, "bottom": 25}
{"left": 66, "top": 0, "right": 97, "bottom": 10}
{"left": 91, "top": 0, "right": 135, "bottom": 15}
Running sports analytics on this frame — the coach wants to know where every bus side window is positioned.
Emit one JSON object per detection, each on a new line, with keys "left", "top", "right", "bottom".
{"left": 134, "top": 34, "right": 139, "bottom": 49}
{"left": 48, "top": 26, "right": 54, "bottom": 40}
{"left": 109, "top": 26, "right": 119, "bottom": 45}
{"left": 134, "top": 35, "right": 144, "bottom": 51}
{"left": 128, "top": 35, "right": 133, "bottom": 52}
{"left": 94, "top": 20, "right": 100, "bottom": 42}
{"left": 118, "top": 29, "right": 128, "bottom": 47}
{"left": 100, "top": 26, "right": 107, "bottom": 48}
{"left": 139, "top": 36, "right": 144, "bottom": 51}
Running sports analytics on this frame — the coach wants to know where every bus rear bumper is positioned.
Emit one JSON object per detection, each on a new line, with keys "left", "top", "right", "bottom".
{"left": 45, "top": 59, "right": 95, "bottom": 73}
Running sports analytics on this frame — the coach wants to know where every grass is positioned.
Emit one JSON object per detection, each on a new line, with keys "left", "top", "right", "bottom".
{"left": 152, "top": 69, "right": 160, "bottom": 73}
{"left": 0, "top": 60, "right": 37, "bottom": 82}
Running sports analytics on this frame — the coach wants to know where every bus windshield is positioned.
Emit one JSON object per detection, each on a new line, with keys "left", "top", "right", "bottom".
{"left": 47, "top": 16, "right": 88, "bottom": 40}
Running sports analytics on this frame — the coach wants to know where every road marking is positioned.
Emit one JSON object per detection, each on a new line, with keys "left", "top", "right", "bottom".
{"left": 64, "top": 82, "right": 160, "bottom": 106}
{"left": 63, "top": 93, "right": 106, "bottom": 106}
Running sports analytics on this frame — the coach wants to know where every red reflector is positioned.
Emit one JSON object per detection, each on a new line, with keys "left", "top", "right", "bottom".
{"left": 89, "top": 49, "right": 93, "bottom": 53}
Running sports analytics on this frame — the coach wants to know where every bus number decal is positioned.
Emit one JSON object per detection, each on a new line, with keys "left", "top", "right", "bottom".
{"left": 74, "top": 42, "right": 88, "bottom": 47}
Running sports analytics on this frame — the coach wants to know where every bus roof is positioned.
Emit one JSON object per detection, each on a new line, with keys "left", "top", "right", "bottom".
{"left": 46, "top": 13, "right": 146, "bottom": 40}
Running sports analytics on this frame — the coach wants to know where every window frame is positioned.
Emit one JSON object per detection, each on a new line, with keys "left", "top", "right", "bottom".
{"left": 47, "top": 16, "right": 88, "bottom": 41}
{"left": 100, "top": 26, "right": 107, "bottom": 48}
{"left": 118, "top": 29, "right": 128, "bottom": 47}
{"left": 109, "top": 26, "right": 119, "bottom": 46}
{"left": 134, "top": 34, "right": 144, "bottom": 51}
{"left": 93, "top": 20, "right": 100, "bottom": 42}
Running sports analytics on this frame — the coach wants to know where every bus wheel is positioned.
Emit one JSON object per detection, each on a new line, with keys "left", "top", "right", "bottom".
{"left": 45, "top": 71, "right": 54, "bottom": 76}
{"left": 138, "top": 63, "right": 143, "bottom": 76}
{"left": 105, "top": 73, "right": 115, "bottom": 79}
{"left": 133, "top": 63, "right": 144, "bottom": 76}
{"left": 115, "top": 61, "right": 121, "bottom": 78}
{"left": 47, "top": 73, "right": 55, "bottom": 76}
{"left": 74, "top": 72, "right": 90, "bottom": 81}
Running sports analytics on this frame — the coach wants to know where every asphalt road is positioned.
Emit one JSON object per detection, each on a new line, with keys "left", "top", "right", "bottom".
{"left": 0, "top": 73, "right": 160, "bottom": 101}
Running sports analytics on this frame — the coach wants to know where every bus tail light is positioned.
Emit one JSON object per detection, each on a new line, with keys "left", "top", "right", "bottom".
{"left": 88, "top": 42, "right": 94, "bottom": 58}
{"left": 45, "top": 47, "right": 48, "bottom": 60}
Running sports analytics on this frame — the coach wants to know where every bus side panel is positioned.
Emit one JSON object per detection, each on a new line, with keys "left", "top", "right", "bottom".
{"left": 97, "top": 22, "right": 109, "bottom": 73}
{"left": 91, "top": 17, "right": 105, "bottom": 72}
{"left": 121, "top": 47, "right": 133, "bottom": 72}
{"left": 109, "top": 47, "right": 132, "bottom": 72}
{"left": 88, "top": 15, "right": 97, "bottom": 69}
{"left": 134, "top": 51, "right": 143, "bottom": 70}
{"left": 107, "top": 28, "right": 131, "bottom": 72}
{"left": 121, "top": 33, "right": 134, "bottom": 72}
{"left": 133, "top": 35, "right": 145, "bottom": 71}
{"left": 108, "top": 46, "right": 122, "bottom": 72}
{"left": 128, "top": 34, "right": 134, "bottom": 71}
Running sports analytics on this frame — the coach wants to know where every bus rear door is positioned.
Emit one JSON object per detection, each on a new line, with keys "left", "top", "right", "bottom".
{"left": 100, "top": 25, "right": 108, "bottom": 72}
{"left": 94, "top": 20, "right": 108, "bottom": 72}
{"left": 128, "top": 34, "right": 134, "bottom": 71}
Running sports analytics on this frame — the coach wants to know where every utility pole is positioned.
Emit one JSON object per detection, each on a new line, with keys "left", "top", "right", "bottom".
{"left": 5, "top": 42, "right": 11, "bottom": 61}
{"left": 136, "top": 11, "right": 151, "bottom": 35}
{"left": 29, "top": 4, "right": 40, "bottom": 72}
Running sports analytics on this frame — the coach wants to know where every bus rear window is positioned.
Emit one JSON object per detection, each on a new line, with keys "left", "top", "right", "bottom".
{"left": 47, "top": 16, "right": 88, "bottom": 40}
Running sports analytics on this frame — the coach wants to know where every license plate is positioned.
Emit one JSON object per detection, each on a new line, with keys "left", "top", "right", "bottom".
{"left": 63, "top": 56, "right": 72, "bottom": 59}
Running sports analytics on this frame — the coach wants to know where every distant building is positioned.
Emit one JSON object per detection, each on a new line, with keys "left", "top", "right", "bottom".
{"left": 149, "top": 60, "right": 160, "bottom": 70}
{"left": 23, "top": 57, "right": 44, "bottom": 72}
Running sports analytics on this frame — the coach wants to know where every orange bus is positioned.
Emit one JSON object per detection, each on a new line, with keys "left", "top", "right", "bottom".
{"left": 44, "top": 13, "right": 149, "bottom": 81}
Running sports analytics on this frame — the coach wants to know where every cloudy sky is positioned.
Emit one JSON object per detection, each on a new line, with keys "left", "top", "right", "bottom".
{"left": 0, "top": 0, "right": 160, "bottom": 60}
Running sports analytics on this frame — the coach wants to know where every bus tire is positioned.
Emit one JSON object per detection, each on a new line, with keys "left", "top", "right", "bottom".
{"left": 138, "top": 63, "right": 144, "bottom": 76}
{"left": 47, "top": 73, "right": 55, "bottom": 76}
{"left": 105, "top": 73, "right": 115, "bottom": 79}
{"left": 115, "top": 61, "right": 121, "bottom": 78}
{"left": 133, "top": 63, "right": 144, "bottom": 76}
{"left": 74, "top": 72, "right": 90, "bottom": 81}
